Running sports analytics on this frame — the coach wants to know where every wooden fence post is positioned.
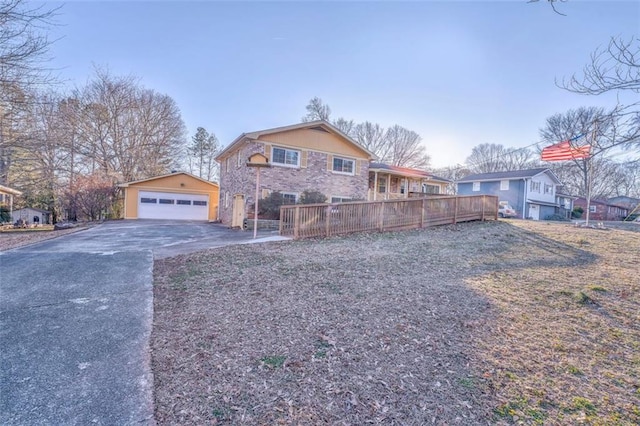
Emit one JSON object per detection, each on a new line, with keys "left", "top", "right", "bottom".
{"left": 453, "top": 196, "right": 458, "bottom": 224}
{"left": 325, "top": 205, "right": 331, "bottom": 237}
{"left": 378, "top": 201, "right": 385, "bottom": 232}
{"left": 420, "top": 198, "right": 426, "bottom": 228}
{"left": 279, "top": 207, "right": 284, "bottom": 235}
{"left": 481, "top": 195, "right": 486, "bottom": 221}
{"left": 294, "top": 206, "right": 300, "bottom": 239}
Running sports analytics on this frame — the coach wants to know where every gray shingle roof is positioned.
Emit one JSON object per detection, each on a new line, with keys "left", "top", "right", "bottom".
{"left": 457, "top": 168, "right": 550, "bottom": 182}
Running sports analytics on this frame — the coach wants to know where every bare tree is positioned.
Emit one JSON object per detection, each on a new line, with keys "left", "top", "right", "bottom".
{"left": 187, "top": 127, "right": 219, "bottom": 181}
{"left": 301, "top": 97, "right": 331, "bottom": 122}
{"left": 384, "top": 125, "right": 431, "bottom": 169}
{"left": 527, "top": 0, "right": 568, "bottom": 16}
{"left": 465, "top": 143, "right": 539, "bottom": 173}
{"left": 0, "top": 0, "right": 59, "bottom": 90}
{"left": 539, "top": 106, "right": 640, "bottom": 200}
{"left": 559, "top": 36, "right": 639, "bottom": 95}
{"left": 74, "top": 68, "right": 187, "bottom": 182}
{"left": 332, "top": 117, "right": 355, "bottom": 137}
{"left": 352, "top": 121, "right": 389, "bottom": 161}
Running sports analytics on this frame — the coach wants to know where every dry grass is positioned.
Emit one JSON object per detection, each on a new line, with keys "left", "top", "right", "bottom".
{"left": 151, "top": 220, "right": 640, "bottom": 425}
{"left": 0, "top": 226, "right": 87, "bottom": 251}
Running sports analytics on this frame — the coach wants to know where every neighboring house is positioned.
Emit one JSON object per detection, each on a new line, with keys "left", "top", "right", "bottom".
{"left": 215, "top": 121, "right": 376, "bottom": 227}
{"left": 457, "top": 168, "right": 562, "bottom": 220}
{"left": 607, "top": 196, "right": 640, "bottom": 215}
{"left": 119, "top": 172, "right": 219, "bottom": 221}
{"left": 556, "top": 192, "right": 577, "bottom": 220}
{"left": 573, "top": 197, "right": 629, "bottom": 221}
{"left": 368, "top": 163, "right": 451, "bottom": 200}
{"left": 0, "top": 184, "right": 22, "bottom": 222}
{"left": 11, "top": 207, "right": 51, "bottom": 225}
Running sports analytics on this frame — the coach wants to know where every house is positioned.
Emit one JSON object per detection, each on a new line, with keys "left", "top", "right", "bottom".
{"left": 368, "top": 163, "right": 451, "bottom": 201}
{"left": 11, "top": 207, "right": 52, "bottom": 225}
{"left": 118, "top": 172, "right": 219, "bottom": 221}
{"left": 0, "top": 184, "right": 22, "bottom": 222}
{"left": 215, "top": 121, "right": 376, "bottom": 227}
{"left": 607, "top": 196, "right": 640, "bottom": 215}
{"left": 573, "top": 197, "right": 629, "bottom": 221}
{"left": 457, "top": 168, "right": 562, "bottom": 220}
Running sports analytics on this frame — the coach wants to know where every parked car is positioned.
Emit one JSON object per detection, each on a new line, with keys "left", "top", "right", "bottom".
{"left": 498, "top": 204, "right": 517, "bottom": 218}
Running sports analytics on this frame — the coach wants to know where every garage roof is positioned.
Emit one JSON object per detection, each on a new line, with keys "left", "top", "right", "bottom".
{"left": 118, "top": 172, "right": 219, "bottom": 188}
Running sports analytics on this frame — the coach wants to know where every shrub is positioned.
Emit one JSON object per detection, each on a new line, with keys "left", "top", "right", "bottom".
{"left": 299, "top": 190, "right": 327, "bottom": 204}
{"left": 545, "top": 214, "right": 568, "bottom": 221}
{"left": 257, "top": 191, "right": 286, "bottom": 220}
{"left": 572, "top": 207, "right": 583, "bottom": 219}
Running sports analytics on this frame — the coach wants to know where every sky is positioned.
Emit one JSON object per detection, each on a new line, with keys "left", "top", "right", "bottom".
{"left": 47, "top": 0, "right": 639, "bottom": 169}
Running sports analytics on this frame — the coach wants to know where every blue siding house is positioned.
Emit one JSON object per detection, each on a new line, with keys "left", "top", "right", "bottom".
{"left": 457, "top": 168, "right": 563, "bottom": 220}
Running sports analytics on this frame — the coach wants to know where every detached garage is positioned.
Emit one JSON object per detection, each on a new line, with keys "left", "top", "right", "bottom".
{"left": 119, "top": 172, "right": 219, "bottom": 221}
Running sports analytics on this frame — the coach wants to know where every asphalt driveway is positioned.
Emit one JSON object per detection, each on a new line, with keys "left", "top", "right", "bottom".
{"left": 0, "top": 220, "right": 285, "bottom": 425}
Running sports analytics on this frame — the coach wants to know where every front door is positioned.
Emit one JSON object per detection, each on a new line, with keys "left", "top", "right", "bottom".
{"left": 529, "top": 204, "right": 540, "bottom": 220}
{"left": 231, "top": 194, "right": 245, "bottom": 228}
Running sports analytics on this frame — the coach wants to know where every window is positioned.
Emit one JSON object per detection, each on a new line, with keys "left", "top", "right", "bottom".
{"left": 500, "top": 180, "right": 509, "bottom": 190}
{"left": 544, "top": 184, "right": 553, "bottom": 194}
{"left": 140, "top": 198, "right": 157, "bottom": 204}
{"left": 530, "top": 181, "right": 541, "bottom": 192}
{"left": 159, "top": 199, "right": 174, "bottom": 204}
{"left": 237, "top": 151, "right": 242, "bottom": 167}
{"left": 281, "top": 192, "right": 298, "bottom": 204}
{"left": 332, "top": 157, "right": 355, "bottom": 174}
{"left": 589, "top": 205, "right": 596, "bottom": 213}
{"left": 225, "top": 157, "right": 230, "bottom": 172}
{"left": 378, "top": 177, "right": 387, "bottom": 193}
{"left": 177, "top": 200, "right": 191, "bottom": 205}
{"left": 331, "top": 196, "right": 351, "bottom": 203}
{"left": 224, "top": 192, "right": 229, "bottom": 209}
{"left": 272, "top": 147, "right": 300, "bottom": 167}
{"left": 193, "top": 200, "right": 207, "bottom": 206}
{"left": 472, "top": 182, "right": 480, "bottom": 192}
{"left": 425, "top": 184, "right": 440, "bottom": 194}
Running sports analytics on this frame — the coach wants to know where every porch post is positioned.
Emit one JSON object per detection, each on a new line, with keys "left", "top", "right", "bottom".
{"left": 373, "top": 171, "right": 378, "bottom": 201}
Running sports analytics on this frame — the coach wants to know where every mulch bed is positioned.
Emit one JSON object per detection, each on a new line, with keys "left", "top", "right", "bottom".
{"left": 151, "top": 220, "right": 639, "bottom": 425}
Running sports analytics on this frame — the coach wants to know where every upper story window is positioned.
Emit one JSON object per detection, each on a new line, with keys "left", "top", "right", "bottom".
{"left": 500, "top": 180, "right": 509, "bottom": 190}
{"left": 332, "top": 157, "right": 355, "bottom": 174}
{"left": 530, "top": 181, "right": 541, "bottom": 192}
{"left": 272, "top": 146, "right": 300, "bottom": 167}
{"left": 544, "top": 184, "right": 553, "bottom": 194}
{"left": 237, "top": 151, "right": 243, "bottom": 167}
{"left": 472, "top": 182, "right": 480, "bottom": 191}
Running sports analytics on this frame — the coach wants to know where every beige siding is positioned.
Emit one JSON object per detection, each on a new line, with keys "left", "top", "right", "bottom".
{"left": 123, "top": 174, "right": 219, "bottom": 220}
{"left": 258, "top": 128, "right": 370, "bottom": 159}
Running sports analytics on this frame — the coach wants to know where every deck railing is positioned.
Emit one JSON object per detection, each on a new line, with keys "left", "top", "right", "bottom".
{"left": 279, "top": 195, "right": 498, "bottom": 239}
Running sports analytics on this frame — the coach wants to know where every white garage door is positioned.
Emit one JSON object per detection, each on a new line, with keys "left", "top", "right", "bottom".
{"left": 138, "top": 191, "right": 209, "bottom": 220}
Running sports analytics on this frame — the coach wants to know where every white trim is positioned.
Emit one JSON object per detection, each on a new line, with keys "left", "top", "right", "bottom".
{"left": 271, "top": 146, "right": 300, "bottom": 168}
{"left": 500, "top": 180, "right": 509, "bottom": 190}
{"left": 331, "top": 156, "right": 356, "bottom": 175}
{"left": 280, "top": 191, "right": 299, "bottom": 204}
{"left": 472, "top": 181, "right": 480, "bottom": 192}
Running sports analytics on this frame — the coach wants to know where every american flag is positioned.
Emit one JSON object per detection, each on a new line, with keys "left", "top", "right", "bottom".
{"left": 541, "top": 137, "right": 591, "bottom": 162}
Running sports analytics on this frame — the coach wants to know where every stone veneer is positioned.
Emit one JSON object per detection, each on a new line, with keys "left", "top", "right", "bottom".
{"left": 218, "top": 140, "right": 370, "bottom": 225}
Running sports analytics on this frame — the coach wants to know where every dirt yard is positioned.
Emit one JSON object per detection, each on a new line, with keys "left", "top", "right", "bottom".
{"left": 151, "top": 220, "right": 639, "bottom": 425}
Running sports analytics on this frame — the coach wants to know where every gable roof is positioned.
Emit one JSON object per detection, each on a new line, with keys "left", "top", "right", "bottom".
{"left": 118, "top": 171, "right": 218, "bottom": 188}
{"left": 215, "top": 120, "right": 376, "bottom": 161}
{"left": 14, "top": 207, "right": 50, "bottom": 214}
{"left": 0, "top": 184, "right": 22, "bottom": 196}
{"left": 369, "top": 162, "right": 451, "bottom": 183}
{"left": 457, "top": 168, "right": 561, "bottom": 184}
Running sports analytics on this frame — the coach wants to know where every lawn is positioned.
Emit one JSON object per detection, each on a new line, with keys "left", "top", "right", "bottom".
{"left": 151, "top": 220, "right": 639, "bottom": 425}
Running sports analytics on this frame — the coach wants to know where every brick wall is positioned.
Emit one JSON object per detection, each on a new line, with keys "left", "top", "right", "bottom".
{"left": 218, "top": 140, "right": 369, "bottom": 225}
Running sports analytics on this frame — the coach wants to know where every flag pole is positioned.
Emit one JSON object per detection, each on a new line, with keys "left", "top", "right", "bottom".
{"left": 584, "top": 120, "right": 597, "bottom": 227}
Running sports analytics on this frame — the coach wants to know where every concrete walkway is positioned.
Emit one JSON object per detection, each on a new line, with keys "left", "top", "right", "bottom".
{"left": 0, "top": 221, "right": 287, "bottom": 425}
